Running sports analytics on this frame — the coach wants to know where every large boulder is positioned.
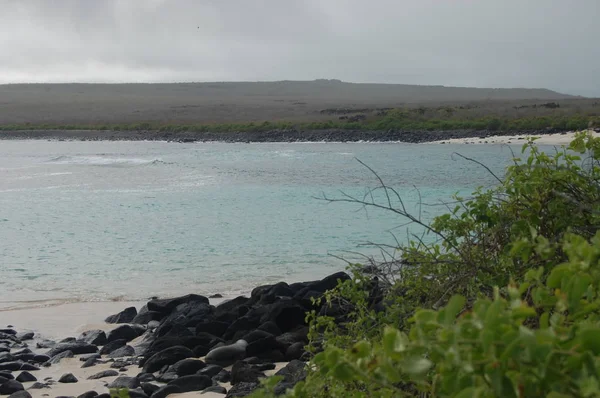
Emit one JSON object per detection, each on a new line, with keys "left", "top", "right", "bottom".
{"left": 105, "top": 307, "right": 138, "bottom": 324}
{"left": 195, "top": 321, "right": 230, "bottom": 338}
{"left": 168, "top": 359, "right": 206, "bottom": 376}
{"left": 107, "top": 345, "right": 135, "bottom": 358}
{"left": 225, "top": 382, "right": 259, "bottom": 397}
{"left": 214, "top": 296, "right": 251, "bottom": 323}
{"left": 77, "top": 330, "right": 107, "bottom": 346}
{"left": 149, "top": 385, "right": 181, "bottom": 398}
{"left": 295, "top": 272, "right": 350, "bottom": 298}
{"left": 263, "top": 300, "right": 308, "bottom": 333}
{"left": 167, "top": 375, "right": 212, "bottom": 393}
{"left": 230, "top": 361, "right": 265, "bottom": 385}
{"left": 273, "top": 360, "right": 307, "bottom": 395}
{"left": 147, "top": 294, "right": 209, "bottom": 315}
{"left": 140, "top": 336, "right": 214, "bottom": 364}
{"left": 107, "top": 325, "right": 145, "bottom": 343}
{"left": 131, "top": 311, "right": 163, "bottom": 325}
{"left": 142, "top": 346, "right": 195, "bottom": 374}
{"left": 99, "top": 339, "right": 126, "bottom": 355}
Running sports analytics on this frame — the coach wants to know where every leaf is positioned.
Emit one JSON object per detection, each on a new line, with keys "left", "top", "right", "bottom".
{"left": 382, "top": 326, "right": 409, "bottom": 354}
{"left": 580, "top": 328, "right": 600, "bottom": 355}
{"left": 351, "top": 340, "right": 371, "bottom": 359}
{"left": 402, "top": 357, "right": 432, "bottom": 376}
{"left": 443, "top": 295, "right": 466, "bottom": 325}
{"left": 332, "top": 362, "right": 356, "bottom": 381}
{"left": 547, "top": 265, "right": 570, "bottom": 288}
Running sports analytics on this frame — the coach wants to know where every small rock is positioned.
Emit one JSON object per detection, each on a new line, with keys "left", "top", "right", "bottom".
{"left": 7, "top": 390, "right": 31, "bottom": 398}
{"left": 137, "top": 373, "right": 155, "bottom": 383}
{"left": 28, "top": 382, "right": 48, "bottom": 389}
{"left": 58, "top": 373, "right": 78, "bottom": 383}
{"left": 15, "top": 333, "right": 34, "bottom": 341}
{"left": 16, "top": 371, "right": 36, "bottom": 382}
{"left": 209, "top": 294, "right": 223, "bottom": 299}
{"left": 87, "top": 370, "right": 118, "bottom": 380}
{"left": 33, "top": 354, "right": 50, "bottom": 363}
{"left": 81, "top": 357, "right": 97, "bottom": 368}
{"left": 0, "top": 380, "right": 24, "bottom": 395}
{"left": 107, "top": 376, "right": 140, "bottom": 389}
{"left": 48, "top": 350, "right": 74, "bottom": 364}
{"left": 36, "top": 340, "right": 55, "bottom": 349}
{"left": 77, "top": 391, "right": 98, "bottom": 398}
{"left": 0, "top": 371, "right": 14, "bottom": 379}
{"left": 78, "top": 330, "right": 107, "bottom": 346}
{"left": 107, "top": 345, "right": 135, "bottom": 359}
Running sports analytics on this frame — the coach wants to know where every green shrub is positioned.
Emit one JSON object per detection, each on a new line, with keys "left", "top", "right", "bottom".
{"left": 252, "top": 132, "right": 600, "bottom": 397}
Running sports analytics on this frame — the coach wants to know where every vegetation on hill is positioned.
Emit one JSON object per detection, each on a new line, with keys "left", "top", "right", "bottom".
{"left": 0, "top": 102, "right": 598, "bottom": 133}
{"left": 252, "top": 132, "right": 600, "bottom": 397}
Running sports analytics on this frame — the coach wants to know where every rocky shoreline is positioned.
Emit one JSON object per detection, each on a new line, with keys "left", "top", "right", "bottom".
{"left": 0, "top": 272, "right": 353, "bottom": 398}
{"left": 0, "top": 128, "right": 578, "bottom": 143}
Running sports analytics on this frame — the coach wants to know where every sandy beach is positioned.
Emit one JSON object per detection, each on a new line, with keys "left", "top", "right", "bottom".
{"left": 0, "top": 272, "right": 324, "bottom": 398}
{"left": 430, "top": 130, "right": 599, "bottom": 145}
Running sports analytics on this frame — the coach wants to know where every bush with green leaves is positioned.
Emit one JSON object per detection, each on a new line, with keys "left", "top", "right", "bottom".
{"left": 252, "top": 132, "right": 600, "bottom": 397}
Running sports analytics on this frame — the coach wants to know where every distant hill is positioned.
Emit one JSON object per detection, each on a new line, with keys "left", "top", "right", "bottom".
{"left": 0, "top": 80, "right": 578, "bottom": 124}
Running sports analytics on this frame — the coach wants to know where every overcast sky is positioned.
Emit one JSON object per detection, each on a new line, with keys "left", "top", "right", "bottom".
{"left": 0, "top": 0, "right": 598, "bottom": 96}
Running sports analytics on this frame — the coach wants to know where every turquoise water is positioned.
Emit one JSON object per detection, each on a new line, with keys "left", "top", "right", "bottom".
{"left": 0, "top": 140, "right": 539, "bottom": 310}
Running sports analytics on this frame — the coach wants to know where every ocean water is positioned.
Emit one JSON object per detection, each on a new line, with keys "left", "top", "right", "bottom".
{"left": 0, "top": 140, "right": 540, "bottom": 311}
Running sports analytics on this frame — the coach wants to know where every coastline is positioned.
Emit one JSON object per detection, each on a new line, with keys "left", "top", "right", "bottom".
{"left": 1, "top": 127, "right": 596, "bottom": 144}
{"left": 0, "top": 273, "right": 349, "bottom": 397}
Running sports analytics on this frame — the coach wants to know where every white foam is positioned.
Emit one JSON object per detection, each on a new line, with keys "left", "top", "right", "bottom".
{"left": 48, "top": 155, "right": 163, "bottom": 166}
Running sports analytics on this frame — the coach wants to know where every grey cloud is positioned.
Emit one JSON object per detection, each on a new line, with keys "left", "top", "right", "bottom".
{"left": 0, "top": 0, "right": 598, "bottom": 95}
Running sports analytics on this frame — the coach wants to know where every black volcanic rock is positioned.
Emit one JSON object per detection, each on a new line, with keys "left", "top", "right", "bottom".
{"left": 58, "top": 373, "right": 78, "bottom": 383}
{"left": 0, "top": 380, "right": 24, "bottom": 395}
{"left": 78, "top": 330, "right": 107, "bottom": 346}
{"left": 230, "top": 361, "right": 265, "bottom": 385}
{"left": 46, "top": 342, "right": 98, "bottom": 357}
{"left": 107, "top": 325, "right": 144, "bottom": 343}
{"left": 147, "top": 294, "right": 209, "bottom": 315}
{"left": 167, "top": 375, "right": 212, "bottom": 393}
{"left": 15, "top": 371, "right": 36, "bottom": 383}
{"left": 149, "top": 385, "right": 181, "bottom": 398}
{"left": 108, "top": 376, "right": 140, "bottom": 389}
{"left": 99, "top": 339, "right": 126, "bottom": 355}
{"left": 105, "top": 307, "right": 138, "bottom": 324}
{"left": 142, "top": 346, "right": 195, "bottom": 374}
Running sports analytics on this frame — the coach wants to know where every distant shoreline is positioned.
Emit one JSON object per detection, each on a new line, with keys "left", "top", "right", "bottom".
{"left": 0, "top": 128, "right": 591, "bottom": 144}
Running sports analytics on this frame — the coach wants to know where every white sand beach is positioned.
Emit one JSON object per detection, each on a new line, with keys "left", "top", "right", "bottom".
{"left": 430, "top": 130, "right": 600, "bottom": 145}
